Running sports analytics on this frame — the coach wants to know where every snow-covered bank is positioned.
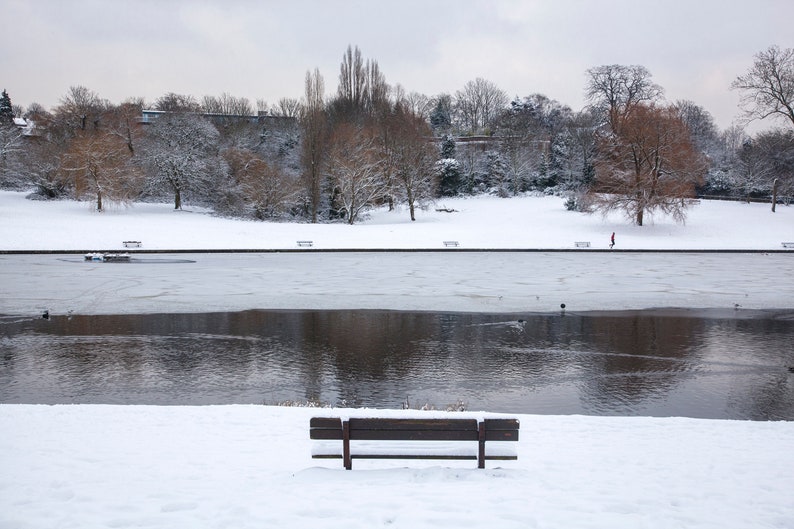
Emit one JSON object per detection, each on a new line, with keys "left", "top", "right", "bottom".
{"left": 1, "top": 190, "right": 793, "bottom": 251}
{"left": 1, "top": 404, "right": 792, "bottom": 529}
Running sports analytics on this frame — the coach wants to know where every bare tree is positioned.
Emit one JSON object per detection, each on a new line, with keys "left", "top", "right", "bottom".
{"left": 337, "top": 45, "right": 367, "bottom": 117}
{"left": 55, "top": 85, "right": 107, "bottom": 131}
{"left": 732, "top": 45, "right": 794, "bottom": 128}
{"left": 333, "top": 45, "right": 390, "bottom": 120}
{"left": 587, "top": 104, "right": 707, "bottom": 225}
{"left": 399, "top": 90, "right": 433, "bottom": 121}
{"left": 387, "top": 106, "right": 438, "bottom": 220}
{"left": 733, "top": 130, "right": 794, "bottom": 205}
{"left": 154, "top": 92, "right": 201, "bottom": 113}
{"left": 585, "top": 64, "right": 664, "bottom": 134}
{"left": 673, "top": 100, "right": 720, "bottom": 155}
{"left": 270, "top": 97, "right": 301, "bottom": 118}
{"left": 300, "top": 68, "right": 328, "bottom": 222}
{"left": 454, "top": 78, "right": 509, "bottom": 133}
{"left": 61, "top": 128, "right": 141, "bottom": 211}
{"left": 223, "top": 147, "right": 299, "bottom": 219}
{"left": 201, "top": 93, "right": 253, "bottom": 116}
{"left": 326, "top": 123, "right": 385, "bottom": 224}
{"left": 104, "top": 100, "right": 144, "bottom": 155}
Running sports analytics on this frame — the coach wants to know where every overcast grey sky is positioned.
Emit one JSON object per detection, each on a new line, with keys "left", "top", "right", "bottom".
{"left": 3, "top": 0, "right": 792, "bottom": 132}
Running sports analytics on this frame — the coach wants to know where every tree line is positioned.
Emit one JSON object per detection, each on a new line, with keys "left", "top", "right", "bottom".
{"left": 1, "top": 44, "right": 792, "bottom": 225}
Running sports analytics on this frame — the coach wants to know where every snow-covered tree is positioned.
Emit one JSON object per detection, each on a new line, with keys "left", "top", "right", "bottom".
{"left": 587, "top": 104, "right": 707, "bottom": 226}
{"left": 326, "top": 123, "right": 385, "bottom": 224}
{"left": 0, "top": 90, "right": 14, "bottom": 124}
{"left": 437, "top": 158, "right": 461, "bottom": 197}
{"left": 140, "top": 112, "right": 221, "bottom": 209}
{"left": 437, "top": 135, "right": 461, "bottom": 196}
{"left": 484, "top": 150, "right": 509, "bottom": 197}
{"left": 0, "top": 118, "right": 25, "bottom": 188}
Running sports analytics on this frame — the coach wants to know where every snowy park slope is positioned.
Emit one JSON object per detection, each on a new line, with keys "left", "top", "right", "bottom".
{"left": 1, "top": 404, "right": 793, "bottom": 529}
{"left": 1, "top": 190, "right": 792, "bottom": 251}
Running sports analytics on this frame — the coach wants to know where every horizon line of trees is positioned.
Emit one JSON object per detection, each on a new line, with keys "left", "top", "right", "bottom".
{"left": 1, "top": 44, "right": 792, "bottom": 226}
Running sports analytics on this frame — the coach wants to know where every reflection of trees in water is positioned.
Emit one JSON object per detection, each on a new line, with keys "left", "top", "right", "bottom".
{"left": 296, "top": 311, "right": 439, "bottom": 406}
{"left": 3, "top": 310, "right": 792, "bottom": 417}
{"left": 704, "top": 319, "right": 794, "bottom": 420}
{"left": 573, "top": 314, "right": 707, "bottom": 413}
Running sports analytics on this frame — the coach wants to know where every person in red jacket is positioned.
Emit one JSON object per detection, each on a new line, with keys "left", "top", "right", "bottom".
{"left": 610, "top": 232, "right": 615, "bottom": 249}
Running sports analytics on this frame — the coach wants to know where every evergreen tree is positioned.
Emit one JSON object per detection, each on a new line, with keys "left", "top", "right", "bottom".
{"left": 429, "top": 96, "right": 452, "bottom": 133}
{"left": 484, "top": 150, "right": 509, "bottom": 196}
{"left": 440, "top": 134, "right": 456, "bottom": 159}
{"left": 437, "top": 134, "right": 460, "bottom": 196}
{"left": 437, "top": 158, "right": 461, "bottom": 196}
{"left": 0, "top": 90, "right": 13, "bottom": 123}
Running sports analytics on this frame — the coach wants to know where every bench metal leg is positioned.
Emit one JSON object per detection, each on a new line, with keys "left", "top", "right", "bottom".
{"left": 343, "top": 421, "right": 352, "bottom": 470}
{"left": 478, "top": 422, "right": 486, "bottom": 469}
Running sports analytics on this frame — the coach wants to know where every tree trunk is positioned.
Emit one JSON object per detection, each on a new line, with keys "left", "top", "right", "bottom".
{"left": 772, "top": 178, "right": 778, "bottom": 213}
{"left": 636, "top": 207, "right": 644, "bottom": 226}
{"left": 174, "top": 189, "right": 182, "bottom": 210}
{"left": 96, "top": 189, "right": 103, "bottom": 212}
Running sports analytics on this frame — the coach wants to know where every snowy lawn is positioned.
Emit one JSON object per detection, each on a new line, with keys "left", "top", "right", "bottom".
{"left": 1, "top": 405, "right": 793, "bottom": 529}
{"left": 1, "top": 190, "right": 793, "bottom": 251}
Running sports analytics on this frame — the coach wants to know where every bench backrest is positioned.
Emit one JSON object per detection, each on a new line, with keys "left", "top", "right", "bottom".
{"left": 310, "top": 417, "right": 519, "bottom": 442}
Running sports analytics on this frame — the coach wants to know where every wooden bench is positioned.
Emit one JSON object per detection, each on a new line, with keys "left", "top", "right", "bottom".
{"left": 296, "top": 240, "right": 313, "bottom": 247}
{"left": 782, "top": 242, "right": 794, "bottom": 249}
{"left": 123, "top": 241, "right": 141, "bottom": 248}
{"left": 310, "top": 417, "right": 519, "bottom": 470}
{"left": 574, "top": 241, "right": 591, "bottom": 248}
{"left": 443, "top": 241, "right": 460, "bottom": 247}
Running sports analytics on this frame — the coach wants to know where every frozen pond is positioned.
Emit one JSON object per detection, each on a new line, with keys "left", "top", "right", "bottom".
{"left": 1, "top": 251, "right": 793, "bottom": 316}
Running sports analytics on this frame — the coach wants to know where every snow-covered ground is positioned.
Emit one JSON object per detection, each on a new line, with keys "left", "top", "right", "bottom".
{"left": 1, "top": 190, "right": 792, "bottom": 251}
{"left": 2, "top": 190, "right": 793, "bottom": 528}
{"left": 1, "top": 405, "right": 792, "bottom": 529}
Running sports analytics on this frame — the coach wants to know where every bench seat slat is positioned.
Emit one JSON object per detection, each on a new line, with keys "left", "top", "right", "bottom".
{"left": 346, "top": 430, "right": 479, "bottom": 441}
{"left": 349, "top": 418, "right": 477, "bottom": 431}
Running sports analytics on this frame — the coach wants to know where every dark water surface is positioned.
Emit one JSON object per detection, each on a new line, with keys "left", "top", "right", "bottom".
{"left": 1, "top": 309, "right": 793, "bottom": 420}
